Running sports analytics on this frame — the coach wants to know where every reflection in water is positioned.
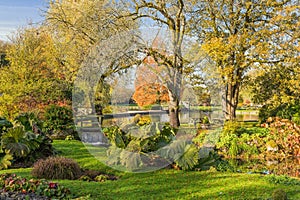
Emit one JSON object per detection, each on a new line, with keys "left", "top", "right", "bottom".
{"left": 102, "top": 109, "right": 224, "bottom": 127}
{"left": 236, "top": 111, "right": 259, "bottom": 121}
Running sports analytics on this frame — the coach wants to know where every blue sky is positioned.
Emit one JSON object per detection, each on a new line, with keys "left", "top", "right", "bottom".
{"left": 0, "top": 0, "right": 47, "bottom": 41}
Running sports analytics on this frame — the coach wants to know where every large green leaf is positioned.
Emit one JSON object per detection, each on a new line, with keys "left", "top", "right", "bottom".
{"left": 120, "top": 150, "right": 142, "bottom": 171}
{"left": 3, "top": 142, "right": 30, "bottom": 158}
{"left": 106, "top": 146, "right": 122, "bottom": 166}
{"left": 2, "top": 126, "right": 25, "bottom": 142}
{"left": 196, "top": 151, "right": 220, "bottom": 171}
{"left": 1, "top": 126, "right": 31, "bottom": 158}
{"left": 0, "top": 118, "right": 13, "bottom": 133}
{"left": 0, "top": 153, "right": 13, "bottom": 170}
{"left": 175, "top": 144, "right": 199, "bottom": 170}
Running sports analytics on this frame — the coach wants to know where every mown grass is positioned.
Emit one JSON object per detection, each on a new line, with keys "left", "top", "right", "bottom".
{"left": 1, "top": 140, "right": 300, "bottom": 199}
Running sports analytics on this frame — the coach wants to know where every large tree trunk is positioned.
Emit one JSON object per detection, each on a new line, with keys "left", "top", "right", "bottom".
{"left": 222, "top": 83, "right": 240, "bottom": 121}
{"left": 168, "top": 92, "right": 180, "bottom": 128}
{"left": 167, "top": 67, "right": 182, "bottom": 128}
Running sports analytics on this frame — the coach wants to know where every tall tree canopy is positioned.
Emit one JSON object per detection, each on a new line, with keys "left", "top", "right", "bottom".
{"left": 191, "top": 0, "right": 300, "bottom": 120}
{"left": 46, "top": 0, "right": 138, "bottom": 114}
{"left": 45, "top": 0, "right": 137, "bottom": 81}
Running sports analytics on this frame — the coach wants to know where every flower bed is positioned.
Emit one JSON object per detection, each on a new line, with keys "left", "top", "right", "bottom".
{"left": 0, "top": 173, "right": 71, "bottom": 199}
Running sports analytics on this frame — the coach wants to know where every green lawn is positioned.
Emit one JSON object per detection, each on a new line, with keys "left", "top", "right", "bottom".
{"left": 1, "top": 140, "right": 300, "bottom": 200}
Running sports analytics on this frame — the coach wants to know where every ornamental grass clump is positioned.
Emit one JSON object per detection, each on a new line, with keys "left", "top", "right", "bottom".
{"left": 31, "top": 156, "right": 81, "bottom": 180}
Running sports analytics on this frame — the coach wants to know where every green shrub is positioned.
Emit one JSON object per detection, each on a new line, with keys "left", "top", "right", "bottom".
{"left": 31, "top": 156, "right": 82, "bottom": 180}
{"left": 228, "top": 138, "right": 239, "bottom": 157}
{"left": 217, "top": 122, "right": 269, "bottom": 158}
{"left": 14, "top": 112, "right": 41, "bottom": 132}
{"left": 217, "top": 118, "right": 300, "bottom": 159}
{"left": 43, "top": 105, "right": 77, "bottom": 139}
{"left": 1, "top": 126, "right": 31, "bottom": 158}
{"left": 222, "top": 121, "right": 246, "bottom": 137}
{"left": 195, "top": 151, "right": 224, "bottom": 171}
{"left": 0, "top": 125, "right": 56, "bottom": 167}
{"left": 65, "top": 135, "right": 74, "bottom": 141}
{"left": 259, "top": 100, "right": 300, "bottom": 124}
{"left": 157, "top": 140, "right": 199, "bottom": 170}
{"left": 104, "top": 123, "right": 177, "bottom": 171}
{"left": 215, "top": 159, "right": 235, "bottom": 172}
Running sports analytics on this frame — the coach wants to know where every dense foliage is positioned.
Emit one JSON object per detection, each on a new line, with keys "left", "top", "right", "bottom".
{"left": 259, "top": 100, "right": 300, "bottom": 124}
{"left": 43, "top": 105, "right": 78, "bottom": 139}
{"left": 103, "top": 115, "right": 226, "bottom": 171}
{"left": 216, "top": 121, "right": 268, "bottom": 158}
{"left": 0, "top": 28, "right": 72, "bottom": 119}
{"left": 0, "top": 115, "right": 56, "bottom": 169}
{"left": 262, "top": 117, "right": 300, "bottom": 157}
{"left": 192, "top": 0, "right": 300, "bottom": 120}
{"left": 217, "top": 118, "right": 300, "bottom": 159}
{"left": 104, "top": 118, "right": 176, "bottom": 171}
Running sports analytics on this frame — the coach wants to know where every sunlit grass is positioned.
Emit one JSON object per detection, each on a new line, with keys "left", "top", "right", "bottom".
{"left": 1, "top": 140, "right": 299, "bottom": 199}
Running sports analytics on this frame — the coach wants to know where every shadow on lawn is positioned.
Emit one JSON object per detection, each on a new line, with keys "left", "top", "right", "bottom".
{"left": 89, "top": 171, "right": 300, "bottom": 200}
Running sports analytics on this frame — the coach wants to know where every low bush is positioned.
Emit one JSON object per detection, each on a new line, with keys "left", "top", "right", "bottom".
{"left": 14, "top": 112, "right": 42, "bottom": 132}
{"left": 259, "top": 100, "right": 300, "bottom": 125}
{"left": 43, "top": 105, "right": 78, "bottom": 139}
{"left": 94, "top": 175, "right": 109, "bottom": 182}
{"left": 0, "top": 117, "right": 56, "bottom": 168}
{"left": 217, "top": 121, "right": 269, "bottom": 158}
{"left": 31, "top": 156, "right": 82, "bottom": 180}
{"left": 217, "top": 117, "right": 300, "bottom": 159}
{"left": 263, "top": 117, "right": 300, "bottom": 157}
{"left": 78, "top": 170, "right": 117, "bottom": 182}
{"left": 0, "top": 153, "right": 13, "bottom": 170}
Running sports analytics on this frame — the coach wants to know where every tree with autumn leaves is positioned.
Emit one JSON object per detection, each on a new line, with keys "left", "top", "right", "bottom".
{"left": 0, "top": 0, "right": 299, "bottom": 126}
{"left": 133, "top": 56, "right": 169, "bottom": 108}
{"left": 190, "top": 0, "right": 300, "bottom": 120}
{"left": 0, "top": 27, "right": 71, "bottom": 118}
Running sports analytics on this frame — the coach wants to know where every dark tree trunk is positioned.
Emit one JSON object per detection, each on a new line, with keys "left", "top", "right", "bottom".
{"left": 222, "top": 82, "right": 240, "bottom": 121}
